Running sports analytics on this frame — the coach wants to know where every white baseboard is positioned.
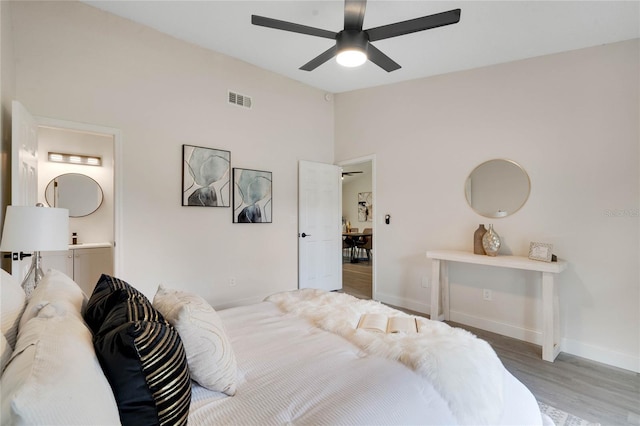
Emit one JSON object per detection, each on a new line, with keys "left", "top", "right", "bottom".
{"left": 376, "top": 292, "right": 544, "bottom": 345}
{"left": 452, "top": 313, "right": 640, "bottom": 373}
{"left": 448, "top": 311, "right": 544, "bottom": 345}
{"left": 375, "top": 295, "right": 640, "bottom": 374}
{"left": 375, "top": 291, "right": 429, "bottom": 315}
{"left": 561, "top": 337, "right": 640, "bottom": 373}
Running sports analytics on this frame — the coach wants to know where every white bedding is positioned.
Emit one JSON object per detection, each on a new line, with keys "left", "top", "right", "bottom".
{"left": 268, "top": 289, "right": 505, "bottom": 424}
{"left": 188, "top": 301, "right": 543, "bottom": 425}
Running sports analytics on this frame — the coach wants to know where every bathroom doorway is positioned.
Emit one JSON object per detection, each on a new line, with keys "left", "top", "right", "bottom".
{"left": 36, "top": 116, "right": 122, "bottom": 279}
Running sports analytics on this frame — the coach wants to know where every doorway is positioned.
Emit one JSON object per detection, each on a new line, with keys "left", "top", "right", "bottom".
{"left": 35, "top": 116, "right": 122, "bottom": 277}
{"left": 339, "top": 155, "right": 375, "bottom": 300}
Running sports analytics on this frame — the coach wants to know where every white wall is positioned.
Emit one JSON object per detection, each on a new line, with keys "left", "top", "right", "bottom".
{"left": 335, "top": 40, "right": 639, "bottom": 372}
{"left": 10, "top": 1, "right": 334, "bottom": 307}
{"left": 37, "top": 127, "right": 114, "bottom": 245}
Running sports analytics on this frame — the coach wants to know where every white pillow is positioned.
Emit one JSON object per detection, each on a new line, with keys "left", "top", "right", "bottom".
{"left": 0, "top": 334, "right": 12, "bottom": 374}
{"left": 153, "top": 284, "right": 237, "bottom": 395}
{"left": 0, "top": 300, "right": 120, "bottom": 425}
{"left": 0, "top": 269, "right": 26, "bottom": 349}
{"left": 18, "top": 269, "right": 86, "bottom": 330}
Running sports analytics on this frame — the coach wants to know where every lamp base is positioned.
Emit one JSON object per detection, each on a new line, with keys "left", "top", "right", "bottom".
{"left": 20, "top": 251, "right": 44, "bottom": 297}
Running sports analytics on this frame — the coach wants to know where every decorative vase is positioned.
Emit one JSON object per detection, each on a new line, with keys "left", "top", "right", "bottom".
{"left": 473, "top": 224, "right": 487, "bottom": 255}
{"left": 482, "top": 224, "right": 501, "bottom": 256}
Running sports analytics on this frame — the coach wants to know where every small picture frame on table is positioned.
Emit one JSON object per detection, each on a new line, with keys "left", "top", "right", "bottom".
{"left": 528, "top": 242, "right": 553, "bottom": 262}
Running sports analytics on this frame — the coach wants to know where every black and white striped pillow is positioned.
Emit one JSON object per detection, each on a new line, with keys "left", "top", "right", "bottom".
{"left": 85, "top": 275, "right": 191, "bottom": 426}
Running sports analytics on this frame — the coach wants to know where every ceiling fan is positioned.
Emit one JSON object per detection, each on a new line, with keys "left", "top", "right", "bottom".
{"left": 251, "top": 0, "right": 461, "bottom": 72}
{"left": 342, "top": 171, "right": 363, "bottom": 177}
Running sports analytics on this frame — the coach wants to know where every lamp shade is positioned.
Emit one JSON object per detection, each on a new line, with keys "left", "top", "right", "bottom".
{"left": 0, "top": 206, "right": 69, "bottom": 252}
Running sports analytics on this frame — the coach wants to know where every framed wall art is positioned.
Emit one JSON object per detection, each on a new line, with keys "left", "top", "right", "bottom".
{"left": 358, "top": 191, "right": 373, "bottom": 222}
{"left": 182, "top": 144, "right": 230, "bottom": 207}
{"left": 233, "top": 168, "right": 272, "bottom": 223}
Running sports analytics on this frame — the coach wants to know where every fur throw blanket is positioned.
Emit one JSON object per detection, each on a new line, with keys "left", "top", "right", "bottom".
{"left": 265, "top": 289, "right": 505, "bottom": 425}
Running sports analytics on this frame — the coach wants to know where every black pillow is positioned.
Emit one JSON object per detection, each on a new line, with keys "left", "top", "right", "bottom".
{"left": 97, "top": 293, "right": 164, "bottom": 336}
{"left": 85, "top": 275, "right": 191, "bottom": 426}
{"left": 84, "top": 274, "right": 148, "bottom": 333}
{"left": 94, "top": 319, "right": 191, "bottom": 426}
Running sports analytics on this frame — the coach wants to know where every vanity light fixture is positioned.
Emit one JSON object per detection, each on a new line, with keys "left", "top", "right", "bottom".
{"left": 48, "top": 152, "right": 102, "bottom": 167}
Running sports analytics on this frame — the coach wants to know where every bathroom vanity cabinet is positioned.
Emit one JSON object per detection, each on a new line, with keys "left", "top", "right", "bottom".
{"left": 41, "top": 243, "right": 113, "bottom": 295}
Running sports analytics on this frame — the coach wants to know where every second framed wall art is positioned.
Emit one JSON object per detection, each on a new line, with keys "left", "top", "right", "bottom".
{"left": 233, "top": 168, "right": 272, "bottom": 223}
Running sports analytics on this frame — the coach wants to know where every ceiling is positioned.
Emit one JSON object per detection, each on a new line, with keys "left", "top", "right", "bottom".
{"left": 341, "top": 161, "right": 372, "bottom": 184}
{"left": 83, "top": 1, "right": 639, "bottom": 94}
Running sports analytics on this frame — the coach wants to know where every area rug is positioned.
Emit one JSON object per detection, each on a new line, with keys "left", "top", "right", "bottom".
{"left": 538, "top": 402, "right": 601, "bottom": 426}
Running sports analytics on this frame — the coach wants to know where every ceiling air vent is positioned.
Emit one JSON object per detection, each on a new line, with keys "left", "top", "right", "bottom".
{"left": 228, "top": 91, "right": 252, "bottom": 109}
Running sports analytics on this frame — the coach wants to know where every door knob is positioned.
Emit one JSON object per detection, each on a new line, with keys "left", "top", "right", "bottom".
{"left": 300, "top": 233, "right": 311, "bottom": 238}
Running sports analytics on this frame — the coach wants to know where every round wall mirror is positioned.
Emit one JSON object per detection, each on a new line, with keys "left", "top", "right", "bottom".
{"left": 45, "top": 173, "right": 104, "bottom": 217}
{"left": 464, "top": 159, "right": 530, "bottom": 218}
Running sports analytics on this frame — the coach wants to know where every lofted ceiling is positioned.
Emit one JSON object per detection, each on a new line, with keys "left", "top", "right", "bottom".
{"left": 83, "top": 1, "right": 639, "bottom": 94}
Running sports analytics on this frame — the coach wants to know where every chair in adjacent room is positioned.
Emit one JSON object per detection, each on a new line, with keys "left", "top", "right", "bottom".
{"left": 342, "top": 237, "right": 352, "bottom": 260}
{"left": 355, "top": 228, "right": 373, "bottom": 262}
{"left": 343, "top": 228, "right": 359, "bottom": 262}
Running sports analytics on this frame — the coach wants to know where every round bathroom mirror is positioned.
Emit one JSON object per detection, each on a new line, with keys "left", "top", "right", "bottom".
{"left": 464, "top": 159, "right": 530, "bottom": 218}
{"left": 45, "top": 173, "right": 104, "bottom": 217}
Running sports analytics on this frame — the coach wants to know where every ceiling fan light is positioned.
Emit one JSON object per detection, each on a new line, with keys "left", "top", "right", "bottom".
{"left": 336, "top": 49, "right": 367, "bottom": 67}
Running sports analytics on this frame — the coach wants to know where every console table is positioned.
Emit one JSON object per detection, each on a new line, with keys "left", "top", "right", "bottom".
{"left": 426, "top": 250, "right": 567, "bottom": 362}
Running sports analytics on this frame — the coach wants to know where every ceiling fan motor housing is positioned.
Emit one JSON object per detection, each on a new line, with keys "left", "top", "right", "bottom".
{"left": 337, "top": 30, "right": 369, "bottom": 55}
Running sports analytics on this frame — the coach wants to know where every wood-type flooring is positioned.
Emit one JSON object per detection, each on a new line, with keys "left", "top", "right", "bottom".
{"left": 342, "top": 257, "right": 372, "bottom": 299}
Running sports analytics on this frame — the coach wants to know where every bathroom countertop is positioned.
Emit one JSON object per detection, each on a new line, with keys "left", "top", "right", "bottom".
{"left": 68, "top": 242, "right": 112, "bottom": 250}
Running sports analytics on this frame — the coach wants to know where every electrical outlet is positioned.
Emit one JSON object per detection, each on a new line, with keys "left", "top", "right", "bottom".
{"left": 229, "top": 277, "right": 237, "bottom": 287}
{"left": 421, "top": 276, "right": 429, "bottom": 289}
{"left": 483, "top": 289, "right": 492, "bottom": 301}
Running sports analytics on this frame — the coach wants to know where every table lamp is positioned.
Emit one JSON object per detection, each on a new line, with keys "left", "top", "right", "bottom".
{"left": 0, "top": 205, "right": 69, "bottom": 296}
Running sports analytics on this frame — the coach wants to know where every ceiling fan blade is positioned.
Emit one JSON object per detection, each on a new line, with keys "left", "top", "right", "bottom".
{"left": 366, "top": 43, "right": 401, "bottom": 72}
{"left": 252, "top": 15, "right": 337, "bottom": 40}
{"left": 300, "top": 45, "right": 338, "bottom": 71}
{"left": 344, "top": 0, "right": 367, "bottom": 31}
{"left": 366, "top": 9, "right": 461, "bottom": 42}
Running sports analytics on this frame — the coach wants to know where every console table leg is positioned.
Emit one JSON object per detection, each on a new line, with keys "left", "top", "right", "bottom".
{"left": 430, "top": 259, "right": 444, "bottom": 321}
{"left": 442, "top": 261, "right": 450, "bottom": 321}
{"left": 541, "top": 272, "right": 560, "bottom": 361}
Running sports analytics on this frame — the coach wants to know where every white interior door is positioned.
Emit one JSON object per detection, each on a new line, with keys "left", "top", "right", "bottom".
{"left": 298, "top": 160, "right": 342, "bottom": 291}
{"left": 10, "top": 101, "right": 39, "bottom": 281}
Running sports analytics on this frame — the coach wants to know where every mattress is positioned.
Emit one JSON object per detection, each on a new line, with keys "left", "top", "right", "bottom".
{"left": 188, "top": 302, "right": 542, "bottom": 425}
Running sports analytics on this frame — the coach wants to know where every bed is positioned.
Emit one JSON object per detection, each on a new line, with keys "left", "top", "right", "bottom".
{"left": 0, "top": 269, "right": 545, "bottom": 426}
